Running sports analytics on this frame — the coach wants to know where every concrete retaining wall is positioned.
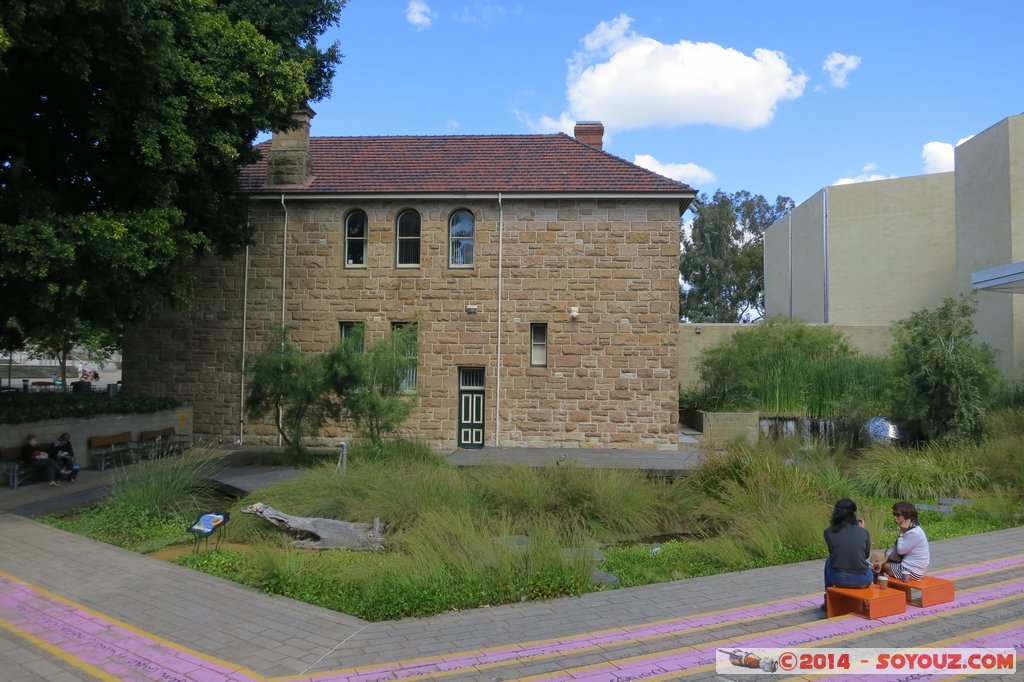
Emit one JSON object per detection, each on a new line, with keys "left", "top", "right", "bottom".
{"left": 0, "top": 406, "right": 193, "bottom": 469}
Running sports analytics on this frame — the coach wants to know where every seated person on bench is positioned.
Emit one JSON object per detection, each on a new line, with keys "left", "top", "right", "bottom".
{"left": 877, "top": 501, "right": 930, "bottom": 581}
{"left": 23, "top": 434, "right": 64, "bottom": 487}
{"left": 822, "top": 498, "right": 874, "bottom": 610}
{"left": 52, "top": 433, "right": 79, "bottom": 481}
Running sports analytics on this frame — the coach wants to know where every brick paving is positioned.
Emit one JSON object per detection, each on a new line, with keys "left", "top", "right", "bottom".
{"left": 0, "top": 461, "right": 1021, "bottom": 681}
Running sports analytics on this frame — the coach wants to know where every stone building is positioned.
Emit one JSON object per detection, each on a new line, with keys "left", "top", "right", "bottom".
{"left": 122, "top": 110, "right": 695, "bottom": 452}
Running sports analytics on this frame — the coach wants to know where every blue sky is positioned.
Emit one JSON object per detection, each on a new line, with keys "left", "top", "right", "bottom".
{"left": 307, "top": 1, "right": 1024, "bottom": 204}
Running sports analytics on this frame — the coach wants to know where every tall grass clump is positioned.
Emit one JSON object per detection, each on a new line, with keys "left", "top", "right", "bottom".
{"left": 681, "top": 443, "right": 829, "bottom": 564}
{"left": 693, "top": 318, "right": 857, "bottom": 413}
{"left": 468, "top": 464, "right": 682, "bottom": 541}
{"left": 44, "top": 445, "right": 225, "bottom": 550}
{"left": 235, "top": 511, "right": 595, "bottom": 621}
{"left": 850, "top": 444, "right": 987, "bottom": 499}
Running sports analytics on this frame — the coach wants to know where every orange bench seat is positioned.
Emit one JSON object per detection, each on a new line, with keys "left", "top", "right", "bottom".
{"left": 887, "top": 575, "right": 955, "bottom": 607}
{"left": 826, "top": 584, "right": 907, "bottom": 619}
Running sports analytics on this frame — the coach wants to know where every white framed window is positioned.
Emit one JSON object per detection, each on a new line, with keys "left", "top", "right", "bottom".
{"left": 449, "top": 209, "right": 474, "bottom": 267}
{"left": 530, "top": 323, "right": 547, "bottom": 367}
{"left": 339, "top": 321, "right": 365, "bottom": 352}
{"left": 391, "top": 322, "right": 418, "bottom": 391}
{"left": 345, "top": 210, "right": 367, "bottom": 268}
{"left": 396, "top": 209, "right": 421, "bottom": 267}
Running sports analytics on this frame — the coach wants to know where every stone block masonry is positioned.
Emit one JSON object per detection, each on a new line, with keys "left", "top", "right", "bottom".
{"left": 123, "top": 197, "right": 680, "bottom": 452}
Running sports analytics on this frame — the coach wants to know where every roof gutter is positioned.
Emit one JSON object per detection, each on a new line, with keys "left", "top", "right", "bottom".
{"left": 248, "top": 191, "right": 696, "bottom": 202}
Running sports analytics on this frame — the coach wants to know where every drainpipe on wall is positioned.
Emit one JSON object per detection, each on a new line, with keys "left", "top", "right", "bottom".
{"left": 240, "top": 239, "right": 251, "bottom": 445}
{"left": 822, "top": 188, "right": 829, "bottom": 323}
{"left": 787, "top": 212, "right": 793, "bottom": 319}
{"left": 278, "top": 194, "right": 289, "bottom": 446}
{"left": 495, "top": 193, "right": 504, "bottom": 447}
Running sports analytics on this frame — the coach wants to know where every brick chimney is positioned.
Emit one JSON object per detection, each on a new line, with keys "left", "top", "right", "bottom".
{"left": 267, "top": 105, "right": 315, "bottom": 185}
{"left": 573, "top": 121, "right": 604, "bottom": 149}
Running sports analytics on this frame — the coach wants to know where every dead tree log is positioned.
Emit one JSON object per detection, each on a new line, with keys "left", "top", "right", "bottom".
{"left": 240, "top": 502, "right": 382, "bottom": 551}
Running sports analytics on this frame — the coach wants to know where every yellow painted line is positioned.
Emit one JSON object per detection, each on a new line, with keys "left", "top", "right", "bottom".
{"left": 3, "top": 550, "right": 1024, "bottom": 682}
{"left": 264, "top": 555, "right": 1024, "bottom": 681}
{"left": 511, "top": 579, "right": 1024, "bottom": 682}
{"left": 267, "top": 594, "right": 816, "bottom": 680}
{"left": 0, "top": 616, "right": 120, "bottom": 682}
{"left": 0, "top": 571, "right": 266, "bottom": 681}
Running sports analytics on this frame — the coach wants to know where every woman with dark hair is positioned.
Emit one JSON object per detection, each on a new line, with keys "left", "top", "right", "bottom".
{"left": 22, "top": 434, "right": 63, "bottom": 487}
{"left": 822, "top": 498, "right": 873, "bottom": 609}
{"left": 879, "top": 501, "right": 930, "bottom": 580}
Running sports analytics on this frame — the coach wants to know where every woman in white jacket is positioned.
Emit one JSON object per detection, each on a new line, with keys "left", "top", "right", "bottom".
{"left": 881, "top": 501, "right": 930, "bottom": 581}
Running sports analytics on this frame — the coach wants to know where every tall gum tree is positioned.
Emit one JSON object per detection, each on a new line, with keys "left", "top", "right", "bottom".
{"left": 679, "top": 190, "right": 794, "bottom": 323}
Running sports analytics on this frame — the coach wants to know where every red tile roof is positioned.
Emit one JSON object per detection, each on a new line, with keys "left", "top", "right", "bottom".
{"left": 239, "top": 134, "right": 694, "bottom": 196}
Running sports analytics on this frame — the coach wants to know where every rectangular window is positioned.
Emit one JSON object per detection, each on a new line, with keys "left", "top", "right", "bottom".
{"left": 391, "top": 322, "right": 418, "bottom": 391}
{"left": 339, "top": 321, "right": 365, "bottom": 352}
{"left": 345, "top": 211, "right": 368, "bottom": 268}
{"left": 530, "top": 323, "right": 547, "bottom": 367}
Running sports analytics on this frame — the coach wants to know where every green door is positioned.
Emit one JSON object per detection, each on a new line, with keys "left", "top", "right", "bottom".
{"left": 457, "top": 367, "right": 485, "bottom": 448}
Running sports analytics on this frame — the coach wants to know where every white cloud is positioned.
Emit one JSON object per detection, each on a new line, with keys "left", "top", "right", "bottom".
{"left": 921, "top": 135, "right": 975, "bottom": 174}
{"left": 634, "top": 154, "right": 715, "bottom": 185}
{"left": 406, "top": 1, "right": 434, "bottom": 29}
{"left": 862, "top": 162, "right": 878, "bottom": 172}
{"left": 833, "top": 172, "right": 896, "bottom": 186}
{"left": 555, "top": 14, "right": 806, "bottom": 132}
{"left": 822, "top": 52, "right": 861, "bottom": 88}
{"left": 446, "top": 119, "right": 460, "bottom": 131}
{"left": 921, "top": 141, "right": 954, "bottom": 173}
{"left": 455, "top": 2, "right": 513, "bottom": 25}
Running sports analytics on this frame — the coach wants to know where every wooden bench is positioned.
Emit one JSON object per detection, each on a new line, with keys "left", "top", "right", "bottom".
{"left": 137, "top": 427, "right": 186, "bottom": 460}
{"left": 88, "top": 432, "right": 138, "bottom": 471}
{"left": 1, "top": 444, "right": 43, "bottom": 489}
{"left": 826, "top": 584, "right": 907, "bottom": 619}
{"left": 887, "top": 575, "right": 955, "bottom": 607}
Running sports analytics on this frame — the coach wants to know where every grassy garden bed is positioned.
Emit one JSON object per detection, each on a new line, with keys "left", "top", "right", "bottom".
{"left": 41, "top": 416, "right": 1024, "bottom": 621}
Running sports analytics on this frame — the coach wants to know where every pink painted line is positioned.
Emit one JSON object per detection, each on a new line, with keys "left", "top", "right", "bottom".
{"left": 306, "top": 597, "right": 821, "bottom": 682}
{"left": 307, "top": 556, "right": 1024, "bottom": 682}
{"left": 3, "top": 554, "right": 1022, "bottom": 682}
{"left": 534, "top": 580, "right": 1024, "bottom": 682}
{"left": 0, "top": 576, "right": 254, "bottom": 682}
{"left": 933, "top": 554, "right": 1024, "bottom": 580}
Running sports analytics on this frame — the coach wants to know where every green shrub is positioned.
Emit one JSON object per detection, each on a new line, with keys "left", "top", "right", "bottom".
{"left": 889, "top": 294, "right": 1002, "bottom": 444}
{"left": 0, "top": 392, "right": 181, "bottom": 424}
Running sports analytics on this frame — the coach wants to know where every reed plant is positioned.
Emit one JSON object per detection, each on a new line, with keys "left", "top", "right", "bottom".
{"left": 850, "top": 444, "right": 988, "bottom": 499}
{"left": 467, "top": 464, "right": 682, "bottom": 541}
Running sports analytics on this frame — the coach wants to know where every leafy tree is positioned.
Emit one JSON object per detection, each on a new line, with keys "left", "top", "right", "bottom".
{"left": 889, "top": 294, "right": 1001, "bottom": 445}
{"left": 680, "top": 190, "right": 794, "bottom": 322}
{"left": 243, "top": 324, "right": 419, "bottom": 460}
{"left": 327, "top": 324, "right": 419, "bottom": 448}
{"left": 0, "top": 0, "right": 345, "bottom": 348}
{"left": 243, "top": 327, "right": 342, "bottom": 463}
{"left": 25, "top": 322, "right": 118, "bottom": 391}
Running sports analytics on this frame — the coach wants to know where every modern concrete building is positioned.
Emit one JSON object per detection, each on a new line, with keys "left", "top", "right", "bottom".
{"left": 122, "top": 111, "right": 696, "bottom": 451}
{"left": 764, "top": 173, "right": 957, "bottom": 326}
{"left": 766, "top": 113, "right": 1024, "bottom": 382}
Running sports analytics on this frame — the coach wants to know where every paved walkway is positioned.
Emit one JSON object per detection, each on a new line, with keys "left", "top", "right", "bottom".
{"left": 1, "top": 464, "right": 1021, "bottom": 680}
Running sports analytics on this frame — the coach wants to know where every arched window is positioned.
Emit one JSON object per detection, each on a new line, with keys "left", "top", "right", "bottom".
{"left": 344, "top": 210, "right": 367, "bottom": 267}
{"left": 396, "top": 209, "right": 421, "bottom": 267}
{"left": 449, "top": 209, "right": 474, "bottom": 267}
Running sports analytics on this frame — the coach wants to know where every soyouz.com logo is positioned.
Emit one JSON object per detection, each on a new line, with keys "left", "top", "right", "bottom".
{"left": 716, "top": 647, "right": 1016, "bottom": 675}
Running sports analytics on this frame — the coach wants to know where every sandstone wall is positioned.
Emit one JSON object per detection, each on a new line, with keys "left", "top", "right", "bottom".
{"left": 123, "top": 198, "right": 681, "bottom": 451}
